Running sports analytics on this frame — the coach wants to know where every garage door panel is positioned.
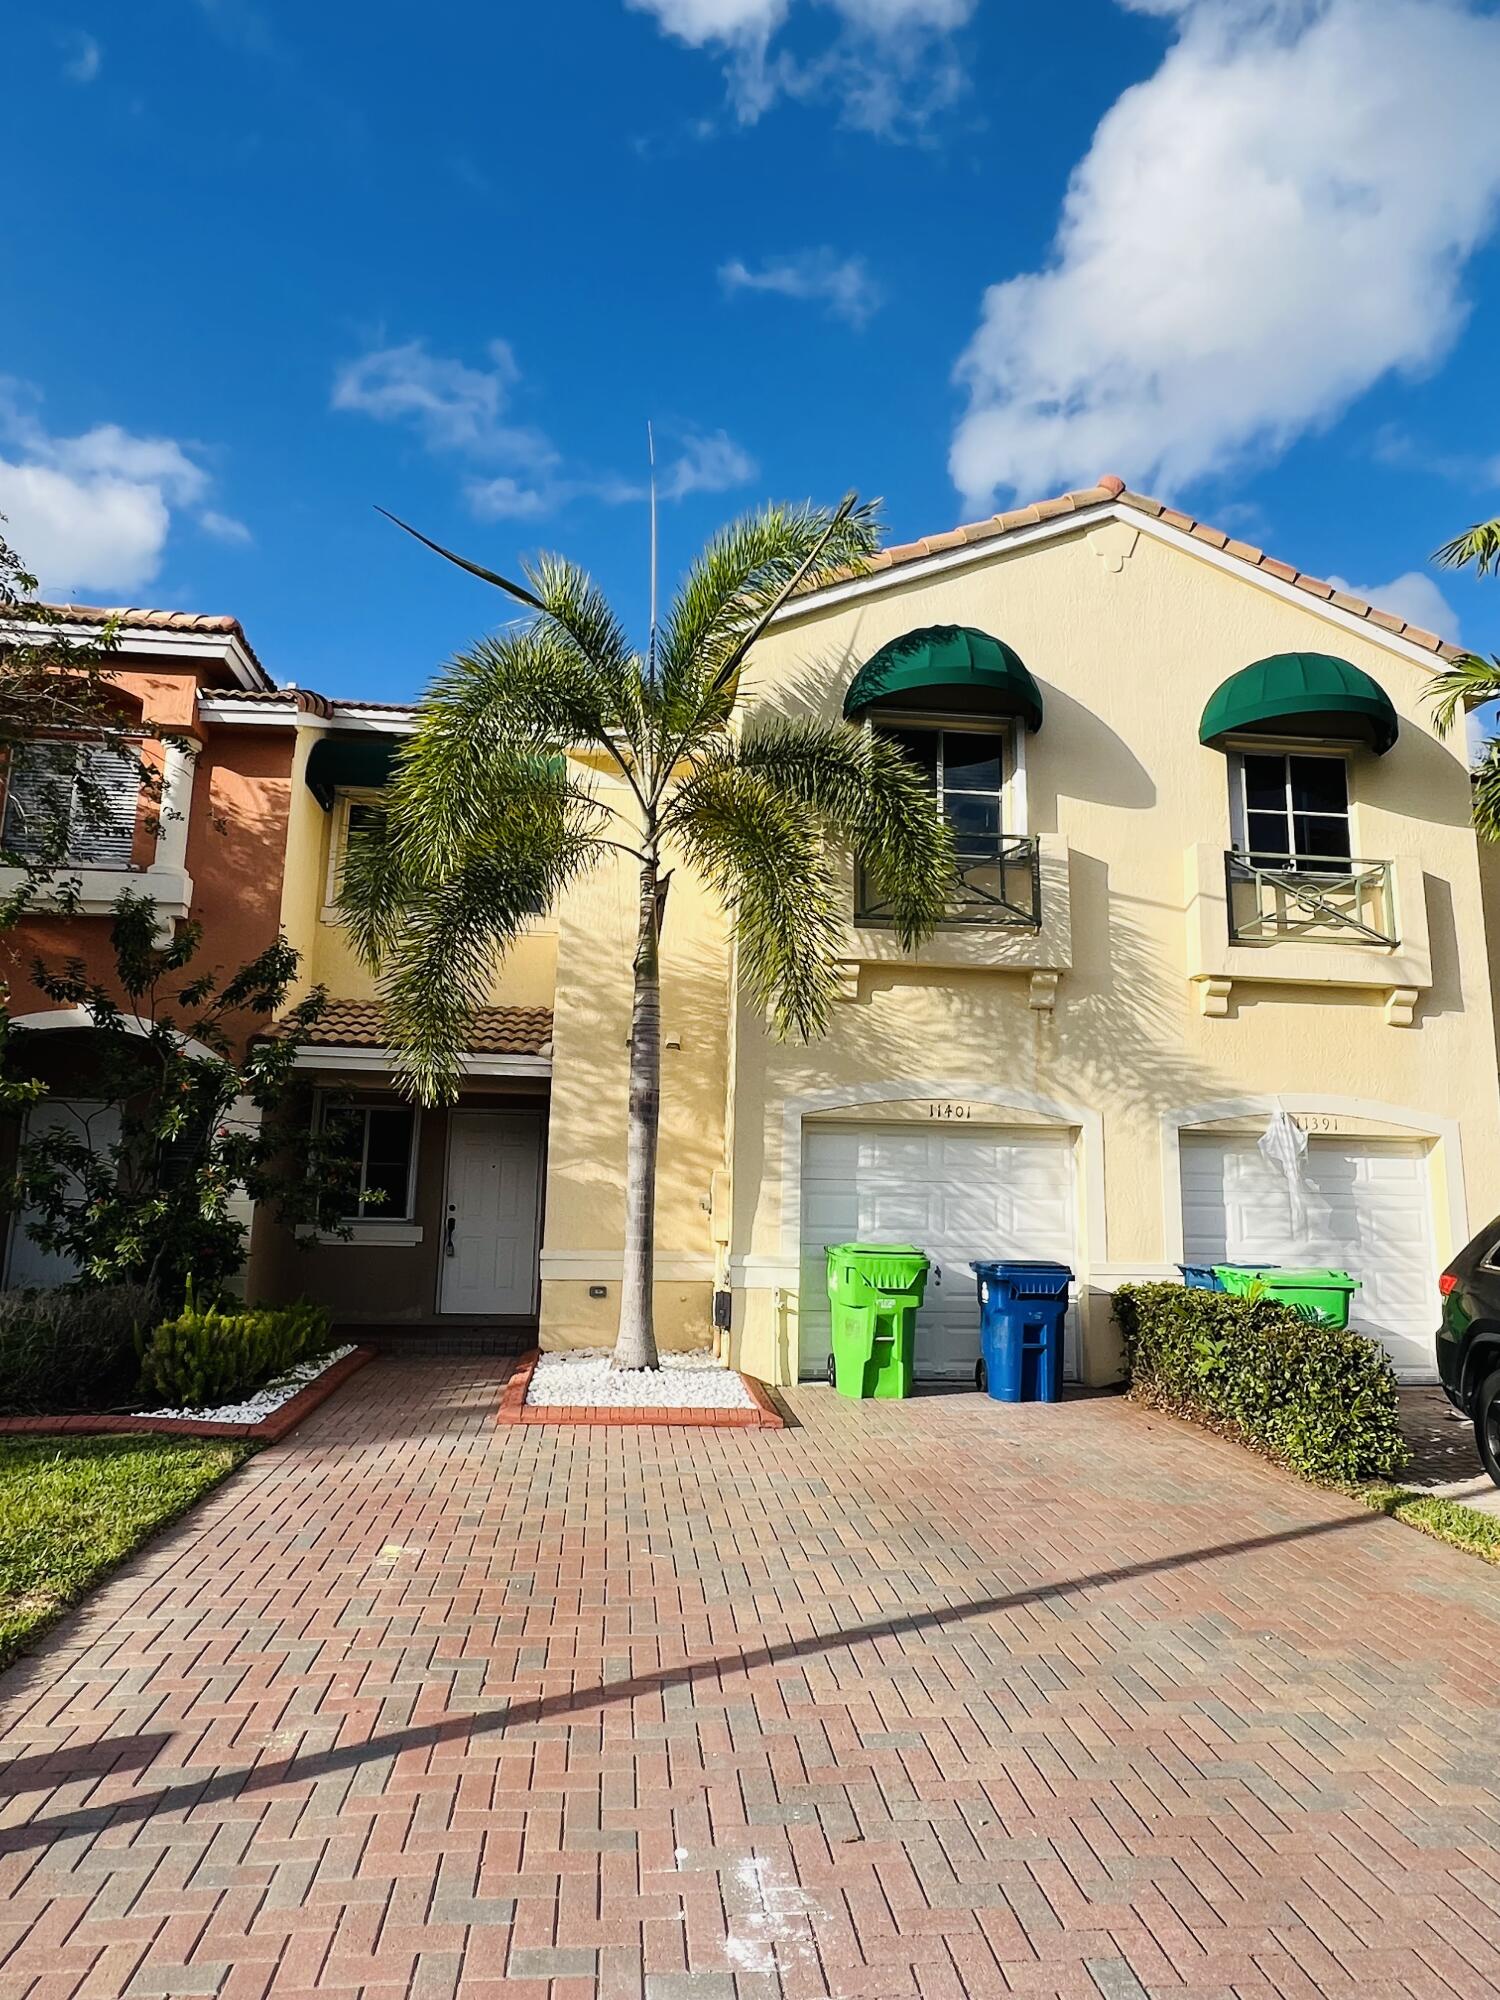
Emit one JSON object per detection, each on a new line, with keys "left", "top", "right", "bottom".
{"left": 866, "top": 1193, "right": 932, "bottom": 1236}
{"left": 800, "top": 1123, "right": 1077, "bottom": 1382}
{"left": 1181, "top": 1134, "right": 1437, "bottom": 1381}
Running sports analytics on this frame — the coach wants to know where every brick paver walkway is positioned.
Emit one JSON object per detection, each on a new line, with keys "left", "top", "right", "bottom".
{"left": 3, "top": 1359, "right": 1500, "bottom": 2000}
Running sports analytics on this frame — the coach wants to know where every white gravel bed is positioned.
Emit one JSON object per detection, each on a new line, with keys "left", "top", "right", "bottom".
{"left": 525, "top": 1349, "right": 754, "bottom": 1410}
{"left": 141, "top": 1344, "right": 357, "bottom": 1424}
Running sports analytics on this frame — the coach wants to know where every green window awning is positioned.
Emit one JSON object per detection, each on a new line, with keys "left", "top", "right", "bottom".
{"left": 843, "top": 625, "right": 1044, "bottom": 731}
{"left": 304, "top": 734, "right": 402, "bottom": 810}
{"left": 1200, "top": 652, "right": 1398, "bottom": 756}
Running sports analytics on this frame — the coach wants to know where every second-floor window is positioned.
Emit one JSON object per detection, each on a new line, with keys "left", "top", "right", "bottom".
{"left": 858, "top": 719, "right": 1039, "bottom": 927}
{"left": 1, "top": 742, "right": 141, "bottom": 869}
{"left": 1232, "top": 751, "right": 1351, "bottom": 872}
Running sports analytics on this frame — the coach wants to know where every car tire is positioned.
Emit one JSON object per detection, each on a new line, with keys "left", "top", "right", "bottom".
{"left": 826, "top": 1352, "right": 836, "bottom": 1387}
{"left": 1474, "top": 1367, "right": 1500, "bottom": 1489}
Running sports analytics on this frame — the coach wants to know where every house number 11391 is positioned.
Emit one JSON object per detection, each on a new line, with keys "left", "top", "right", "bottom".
{"left": 927, "top": 1103, "right": 973, "bottom": 1121}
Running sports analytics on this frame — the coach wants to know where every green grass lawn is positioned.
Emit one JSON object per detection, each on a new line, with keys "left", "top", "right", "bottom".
{"left": 0, "top": 1434, "right": 252, "bottom": 1671}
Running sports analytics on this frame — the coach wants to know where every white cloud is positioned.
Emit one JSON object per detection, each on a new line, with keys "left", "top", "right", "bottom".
{"left": 626, "top": 0, "right": 978, "bottom": 133}
{"left": 951, "top": 0, "right": 1500, "bottom": 510}
{"left": 719, "top": 250, "right": 882, "bottom": 326}
{"left": 331, "top": 339, "right": 536, "bottom": 457}
{"left": 61, "top": 31, "right": 102, "bottom": 83}
{"left": 661, "top": 430, "right": 758, "bottom": 500}
{"left": 200, "top": 509, "right": 253, "bottom": 546}
{"left": 0, "top": 382, "right": 232, "bottom": 596}
{"left": 336, "top": 337, "right": 746, "bottom": 519}
{"left": 1325, "top": 571, "right": 1460, "bottom": 644}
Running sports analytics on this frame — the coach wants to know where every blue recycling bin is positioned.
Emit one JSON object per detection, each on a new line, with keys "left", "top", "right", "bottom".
{"left": 971, "top": 1261, "right": 1073, "bottom": 1403}
{"left": 1176, "top": 1263, "right": 1279, "bottom": 1292}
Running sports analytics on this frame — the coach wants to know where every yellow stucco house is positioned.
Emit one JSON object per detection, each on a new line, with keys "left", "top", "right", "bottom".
{"left": 238, "top": 477, "right": 1500, "bottom": 1389}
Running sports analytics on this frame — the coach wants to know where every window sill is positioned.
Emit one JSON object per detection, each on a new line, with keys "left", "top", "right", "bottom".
{"left": 298, "top": 1221, "right": 424, "bottom": 1247}
{"left": 0, "top": 863, "right": 193, "bottom": 925}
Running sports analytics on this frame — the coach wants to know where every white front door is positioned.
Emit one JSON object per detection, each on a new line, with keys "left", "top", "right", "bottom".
{"left": 439, "top": 1111, "right": 544, "bottom": 1316}
{"left": 6, "top": 1098, "right": 122, "bottom": 1290}
{"left": 799, "top": 1122, "right": 1077, "bottom": 1382}
{"left": 1180, "top": 1134, "right": 1437, "bottom": 1381}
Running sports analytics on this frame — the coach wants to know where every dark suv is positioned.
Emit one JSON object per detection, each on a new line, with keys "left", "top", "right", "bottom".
{"left": 1437, "top": 1220, "right": 1500, "bottom": 1486}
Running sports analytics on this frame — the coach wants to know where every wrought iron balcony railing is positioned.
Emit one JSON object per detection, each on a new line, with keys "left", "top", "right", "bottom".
{"left": 1225, "top": 852, "right": 1397, "bottom": 947}
{"left": 858, "top": 832, "right": 1042, "bottom": 929}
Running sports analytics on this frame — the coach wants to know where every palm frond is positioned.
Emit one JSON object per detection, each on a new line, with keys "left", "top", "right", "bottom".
{"left": 1435, "top": 518, "right": 1500, "bottom": 576}
{"left": 378, "top": 510, "right": 548, "bottom": 611}
{"left": 1472, "top": 739, "right": 1500, "bottom": 843}
{"left": 653, "top": 497, "right": 881, "bottom": 758}
{"left": 671, "top": 763, "right": 846, "bottom": 1040}
{"left": 1424, "top": 652, "right": 1500, "bottom": 739}
{"left": 718, "top": 717, "right": 954, "bottom": 950}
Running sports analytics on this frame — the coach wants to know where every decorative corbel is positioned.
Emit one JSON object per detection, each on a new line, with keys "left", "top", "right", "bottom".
{"left": 1384, "top": 986, "right": 1419, "bottom": 1028}
{"left": 1196, "top": 976, "right": 1233, "bottom": 1019}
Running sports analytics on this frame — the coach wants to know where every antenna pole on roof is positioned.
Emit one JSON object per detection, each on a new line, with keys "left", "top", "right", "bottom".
{"left": 647, "top": 420, "right": 658, "bottom": 685}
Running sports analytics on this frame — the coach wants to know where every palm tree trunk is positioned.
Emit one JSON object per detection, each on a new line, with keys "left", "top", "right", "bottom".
{"left": 613, "top": 854, "right": 661, "bottom": 1370}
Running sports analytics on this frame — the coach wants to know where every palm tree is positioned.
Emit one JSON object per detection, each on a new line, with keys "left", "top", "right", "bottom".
{"left": 340, "top": 496, "right": 955, "bottom": 1371}
{"left": 1427, "top": 515, "right": 1500, "bottom": 838}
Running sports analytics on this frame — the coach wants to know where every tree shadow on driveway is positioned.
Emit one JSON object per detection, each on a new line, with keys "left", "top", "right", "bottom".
{"left": 0, "top": 1503, "right": 1385, "bottom": 1849}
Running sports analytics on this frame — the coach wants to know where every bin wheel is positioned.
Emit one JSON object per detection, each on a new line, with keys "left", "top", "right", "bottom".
{"left": 976, "top": 1357, "right": 987, "bottom": 1394}
{"left": 826, "top": 1352, "right": 837, "bottom": 1387}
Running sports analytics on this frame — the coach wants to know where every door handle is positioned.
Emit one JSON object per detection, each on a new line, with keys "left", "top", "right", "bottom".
{"left": 445, "top": 1213, "right": 456, "bottom": 1257}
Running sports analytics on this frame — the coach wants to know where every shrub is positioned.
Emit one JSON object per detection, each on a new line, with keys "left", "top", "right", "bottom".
{"left": 0, "top": 1283, "right": 157, "bottom": 1416}
{"left": 1113, "top": 1281, "right": 1408, "bottom": 1484}
{"left": 138, "top": 1296, "right": 332, "bottom": 1410}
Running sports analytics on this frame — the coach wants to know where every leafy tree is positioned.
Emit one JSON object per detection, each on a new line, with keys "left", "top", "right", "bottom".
{"left": 1427, "top": 515, "right": 1500, "bottom": 836}
{"left": 340, "top": 496, "right": 955, "bottom": 1371}
{"left": 2, "top": 891, "right": 338, "bottom": 1305}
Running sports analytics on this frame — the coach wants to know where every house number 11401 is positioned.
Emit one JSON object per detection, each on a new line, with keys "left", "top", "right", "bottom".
{"left": 927, "top": 1103, "right": 973, "bottom": 1121}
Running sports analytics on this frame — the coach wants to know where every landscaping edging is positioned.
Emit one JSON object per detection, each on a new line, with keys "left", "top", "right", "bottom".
{"left": 496, "top": 1349, "right": 785, "bottom": 1428}
{"left": 0, "top": 1347, "right": 376, "bottom": 1442}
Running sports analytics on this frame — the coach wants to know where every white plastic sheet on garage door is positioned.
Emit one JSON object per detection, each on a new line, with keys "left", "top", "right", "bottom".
{"left": 799, "top": 1123, "right": 1077, "bottom": 1383}
{"left": 1180, "top": 1134, "right": 1437, "bottom": 1381}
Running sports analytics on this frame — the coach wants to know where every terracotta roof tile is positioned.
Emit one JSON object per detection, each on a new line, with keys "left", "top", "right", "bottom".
{"left": 35, "top": 602, "right": 268, "bottom": 681}
{"left": 284, "top": 999, "right": 553, "bottom": 1057}
{"left": 805, "top": 475, "right": 1462, "bottom": 663}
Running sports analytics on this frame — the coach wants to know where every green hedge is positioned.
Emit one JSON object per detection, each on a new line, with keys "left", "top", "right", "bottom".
{"left": 138, "top": 1297, "right": 332, "bottom": 1410}
{"left": 1113, "top": 1282, "right": 1408, "bottom": 1484}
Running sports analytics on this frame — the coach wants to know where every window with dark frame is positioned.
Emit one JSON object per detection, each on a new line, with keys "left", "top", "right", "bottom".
{"left": 1236, "top": 752, "right": 1352, "bottom": 871}
{"left": 318, "top": 1100, "right": 418, "bottom": 1222}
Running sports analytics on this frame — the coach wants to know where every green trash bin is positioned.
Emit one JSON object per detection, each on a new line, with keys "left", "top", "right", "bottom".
{"left": 825, "top": 1243, "right": 930, "bottom": 1399}
{"left": 1216, "top": 1265, "right": 1361, "bottom": 1328}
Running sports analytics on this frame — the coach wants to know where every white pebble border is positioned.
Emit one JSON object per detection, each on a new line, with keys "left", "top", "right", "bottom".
{"left": 141, "top": 1344, "right": 357, "bottom": 1425}
{"left": 524, "top": 1349, "right": 754, "bottom": 1410}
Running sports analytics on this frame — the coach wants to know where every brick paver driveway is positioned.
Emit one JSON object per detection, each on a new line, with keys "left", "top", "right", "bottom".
{"left": 3, "top": 1360, "right": 1500, "bottom": 2000}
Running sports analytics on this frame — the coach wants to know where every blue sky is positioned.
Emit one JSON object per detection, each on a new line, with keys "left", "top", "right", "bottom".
{"left": 5, "top": 0, "right": 1500, "bottom": 706}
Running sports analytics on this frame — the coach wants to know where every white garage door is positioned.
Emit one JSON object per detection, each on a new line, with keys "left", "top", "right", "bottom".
{"left": 799, "top": 1123, "right": 1077, "bottom": 1383}
{"left": 1180, "top": 1134, "right": 1437, "bottom": 1381}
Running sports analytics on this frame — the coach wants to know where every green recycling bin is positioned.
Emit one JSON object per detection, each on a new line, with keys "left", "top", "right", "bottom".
{"left": 1216, "top": 1265, "right": 1361, "bottom": 1329}
{"left": 825, "top": 1243, "right": 930, "bottom": 1399}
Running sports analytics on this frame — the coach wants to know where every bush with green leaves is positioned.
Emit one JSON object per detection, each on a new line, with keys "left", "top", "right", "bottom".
{"left": 0, "top": 1282, "right": 157, "bottom": 1416}
{"left": 1113, "top": 1281, "right": 1408, "bottom": 1484}
{"left": 138, "top": 1295, "right": 332, "bottom": 1410}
